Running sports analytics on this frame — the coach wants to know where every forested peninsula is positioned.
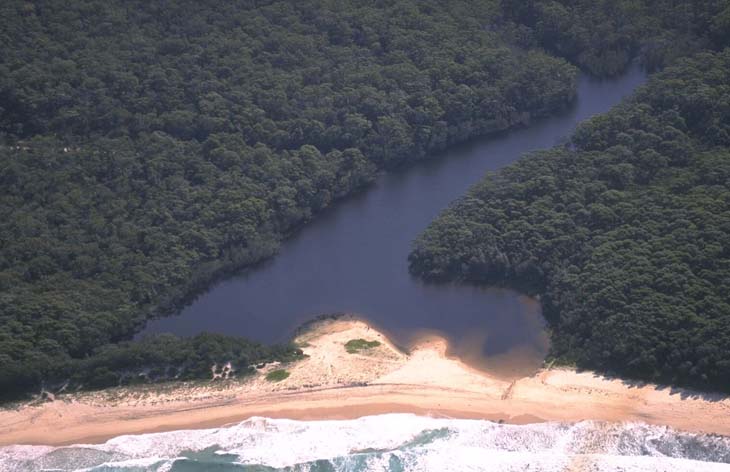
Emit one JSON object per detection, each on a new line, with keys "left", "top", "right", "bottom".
{"left": 1, "top": 0, "right": 729, "bottom": 400}
{"left": 410, "top": 50, "right": 730, "bottom": 392}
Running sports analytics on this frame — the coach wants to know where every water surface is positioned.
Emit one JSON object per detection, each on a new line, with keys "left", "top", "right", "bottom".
{"left": 142, "top": 65, "right": 647, "bottom": 376}
{"left": 5, "top": 415, "right": 730, "bottom": 471}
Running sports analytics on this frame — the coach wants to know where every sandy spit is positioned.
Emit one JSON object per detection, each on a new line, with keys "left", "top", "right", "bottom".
{"left": 1, "top": 315, "right": 728, "bottom": 446}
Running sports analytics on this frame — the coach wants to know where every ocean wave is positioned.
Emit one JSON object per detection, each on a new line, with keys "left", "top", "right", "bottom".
{"left": 2, "top": 415, "right": 729, "bottom": 471}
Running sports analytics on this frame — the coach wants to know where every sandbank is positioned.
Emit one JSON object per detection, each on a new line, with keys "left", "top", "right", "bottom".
{"left": 1, "top": 316, "right": 728, "bottom": 446}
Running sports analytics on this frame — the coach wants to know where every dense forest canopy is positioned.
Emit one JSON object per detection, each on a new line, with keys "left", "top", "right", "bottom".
{"left": 410, "top": 50, "right": 730, "bottom": 392}
{"left": 500, "top": 0, "right": 730, "bottom": 75}
{"left": 2, "top": 0, "right": 729, "bottom": 401}
{"left": 0, "top": 0, "right": 578, "bottom": 400}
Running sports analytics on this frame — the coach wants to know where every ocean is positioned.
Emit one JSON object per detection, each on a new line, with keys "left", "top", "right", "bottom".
{"left": 2, "top": 414, "right": 729, "bottom": 471}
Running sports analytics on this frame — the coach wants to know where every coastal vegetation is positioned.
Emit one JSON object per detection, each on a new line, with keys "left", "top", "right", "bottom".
{"left": 345, "top": 339, "right": 382, "bottom": 354}
{"left": 2, "top": 0, "right": 729, "bottom": 401}
{"left": 0, "top": 0, "right": 578, "bottom": 401}
{"left": 265, "top": 369, "right": 291, "bottom": 382}
{"left": 1, "top": 333, "right": 302, "bottom": 399}
{"left": 410, "top": 50, "right": 730, "bottom": 392}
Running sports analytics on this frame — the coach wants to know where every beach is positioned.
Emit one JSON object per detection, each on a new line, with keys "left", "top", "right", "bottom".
{"left": 1, "top": 315, "right": 728, "bottom": 446}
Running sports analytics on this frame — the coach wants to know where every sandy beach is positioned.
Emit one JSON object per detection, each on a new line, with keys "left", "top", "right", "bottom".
{"left": 1, "top": 315, "right": 728, "bottom": 446}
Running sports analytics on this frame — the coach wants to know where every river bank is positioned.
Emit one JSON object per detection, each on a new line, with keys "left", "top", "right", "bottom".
{"left": 1, "top": 315, "right": 728, "bottom": 446}
{"left": 140, "top": 66, "right": 648, "bottom": 371}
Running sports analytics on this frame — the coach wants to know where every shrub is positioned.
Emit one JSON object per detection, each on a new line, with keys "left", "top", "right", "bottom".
{"left": 344, "top": 339, "right": 381, "bottom": 354}
{"left": 265, "top": 369, "right": 290, "bottom": 382}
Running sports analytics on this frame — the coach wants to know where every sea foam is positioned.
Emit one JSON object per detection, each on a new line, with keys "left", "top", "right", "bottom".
{"left": 2, "top": 414, "right": 730, "bottom": 471}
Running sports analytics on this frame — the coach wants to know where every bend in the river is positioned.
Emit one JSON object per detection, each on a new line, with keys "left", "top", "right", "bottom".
{"left": 142, "top": 65, "right": 648, "bottom": 377}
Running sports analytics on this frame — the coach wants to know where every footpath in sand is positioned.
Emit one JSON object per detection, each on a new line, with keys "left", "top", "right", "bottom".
{"left": 1, "top": 315, "right": 729, "bottom": 445}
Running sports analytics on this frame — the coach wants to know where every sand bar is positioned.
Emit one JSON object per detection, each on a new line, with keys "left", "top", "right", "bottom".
{"left": 1, "top": 316, "right": 728, "bottom": 446}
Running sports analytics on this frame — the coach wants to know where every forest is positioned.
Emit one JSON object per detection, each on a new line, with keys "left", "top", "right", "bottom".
{"left": 410, "top": 50, "right": 730, "bottom": 392}
{"left": 1, "top": 0, "right": 729, "bottom": 400}
{"left": 0, "top": 0, "right": 578, "bottom": 400}
{"left": 500, "top": 0, "right": 729, "bottom": 75}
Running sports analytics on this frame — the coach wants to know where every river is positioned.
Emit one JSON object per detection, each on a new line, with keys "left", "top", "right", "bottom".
{"left": 141, "top": 64, "right": 647, "bottom": 376}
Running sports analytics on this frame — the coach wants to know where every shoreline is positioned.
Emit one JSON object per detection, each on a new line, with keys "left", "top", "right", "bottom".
{"left": 15, "top": 389, "right": 549, "bottom": 447}
{"left": 1, "top": 316, "right": 729, "bottom": 446}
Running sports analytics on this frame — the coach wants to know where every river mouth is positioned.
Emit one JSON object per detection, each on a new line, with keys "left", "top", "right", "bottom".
{"left": 141, "top": 64, "right": 647, "bottom": 377}
{"left": 346, "top": 293, "right": 549, "bottom": 381}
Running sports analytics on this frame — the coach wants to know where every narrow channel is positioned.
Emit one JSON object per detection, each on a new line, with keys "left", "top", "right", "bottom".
{"left": 142, "top": 65, "right": 647, "bottom": 377}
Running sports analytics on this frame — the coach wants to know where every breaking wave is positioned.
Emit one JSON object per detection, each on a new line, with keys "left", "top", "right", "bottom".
{"left": 2, "top": 414, "right": 730, "bottom": 471}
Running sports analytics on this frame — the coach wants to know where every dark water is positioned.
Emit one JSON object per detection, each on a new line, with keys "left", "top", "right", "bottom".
{"left": 142, "top": 65, "right": 647, "bottom": 376}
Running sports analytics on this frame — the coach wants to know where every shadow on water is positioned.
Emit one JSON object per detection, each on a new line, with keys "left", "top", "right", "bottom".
{"left": 141, "top": 65, "right": 648, "bottom": 378}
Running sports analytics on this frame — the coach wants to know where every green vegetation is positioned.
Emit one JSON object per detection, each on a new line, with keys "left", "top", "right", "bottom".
{"left": 2, "top": 0, "right": 728, "bottom": 401}
{"left": 0, "top": 333, "right": 302, "bottom": 397}
{"left": 345, "top": 339, "right": 382, "bottom": 354}
{"left": 410, "top": 50, "right": 730, "bottom": 392}
{"left": 0, "top": 0, "right": 579, "bottom": 401}
{"left": 265, "top": 369, "right": 291, "bottom": 382}
{"left": 500, "top": 0, "right": 729, "bottom": 75}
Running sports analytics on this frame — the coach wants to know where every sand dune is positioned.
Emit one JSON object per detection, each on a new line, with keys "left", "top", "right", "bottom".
{"left": 1, "top": 316, "right": 728, "bottom": 446}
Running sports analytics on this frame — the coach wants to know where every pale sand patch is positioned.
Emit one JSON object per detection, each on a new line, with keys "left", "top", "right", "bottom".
{"left": 0, "top": 315, "right": 728, "bottom": 446}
